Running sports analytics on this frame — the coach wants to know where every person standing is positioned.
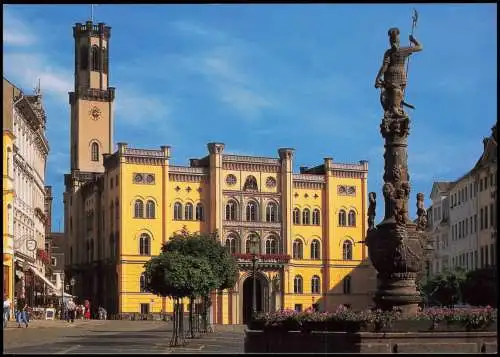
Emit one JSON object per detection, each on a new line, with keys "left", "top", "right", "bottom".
{"left": 66, "top": 298, "right": 76, "bottom": 323}
{"left": 16, "top": 295, "right": 28, "bottom": 328}
{"left": 84, "top": 300, "right": 91, "bottom": 320}
{"left": 3, "top": 294, "right": 11, "bottom": 328}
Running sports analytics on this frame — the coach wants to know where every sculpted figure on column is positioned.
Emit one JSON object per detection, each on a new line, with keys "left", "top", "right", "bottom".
{"left": 375, "top": 27, "right": 423, "bottom": 118}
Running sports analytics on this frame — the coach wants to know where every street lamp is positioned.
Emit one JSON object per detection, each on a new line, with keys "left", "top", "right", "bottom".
{"left": 249, "top": 236, "right": 260, "bottom": 318}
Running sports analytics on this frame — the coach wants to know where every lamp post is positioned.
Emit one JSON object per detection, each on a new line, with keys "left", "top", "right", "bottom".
{"left": 249, "top": 236, "right": 260, "bottom": 318}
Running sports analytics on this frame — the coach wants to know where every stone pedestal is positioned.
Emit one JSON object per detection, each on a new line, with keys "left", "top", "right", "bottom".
{"left": 365, "top": 115, "right": 429, "bottom": 317}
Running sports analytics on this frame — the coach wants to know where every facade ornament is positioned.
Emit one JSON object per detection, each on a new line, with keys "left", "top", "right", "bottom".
{"left": 416, "top": 192, "right": 427, "bottom": 231}
{"left": 367, "top": 192, "right": 376, "bottom": 231}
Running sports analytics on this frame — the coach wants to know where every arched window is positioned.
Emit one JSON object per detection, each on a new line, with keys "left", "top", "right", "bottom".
{"left": 311, "top": 275, "right": 321, "bottom": 294}
{"left": 265, "top": 235, "right": 278, "bottom": 254}
{"left": 91, "top": 142, "right": 99, "bottom": 162}
{"left": 343, "top": 275, "right": 352, "bottom": 294}
{"left": 245, "top": 234, "right": 260, "bottom": 254}
{"left": 266, "top": 202, "right": 278, "bottom": 222}
{"left": 225, "top": 235, "right": 238, "bottom": 254}
{"left": 294, "top": 275, "right": 303, "bottom": 294}
{"left": 293, "top": 239, "right": 303, "bottom": 259}
{"left": 312, "top": 209, "right": 321, "bottom": 225}
{"left": 110, "top": 203, "right": 114, "bottom": 229}
{"left": 311, "top": 239, "right": 320, "bottom": 260}
{"left": 91, "top": 45, "right": 100, "bottom": 71}
{"left": 139, "top": 233, "right": 151, "bottom": 256}
{"left": 302, "top": 208, "right": 311, "bottom": 225}
{"left": 134, "top": 200, "right": 144, "bottom": 218}
{"left": 338, "top": 210, "right": 347, "bottom": 226}
{"left": 80, "top": 45, "right": 89, "bottom": 70}
{"left": 140, "top": 273, "right": 147, "bottom": 293}
{"left": 246, "top": 201, "right": 258, "bottom": 222}
{"left": 293, "top": 208, "right": 301, "bottom": 225}
{"left": 195, "top": 203, "right": 204, "bottom": 221}
{"left": 348, "top": 210, "right": 356, "bottom": 226}
{"left": 225, "top": 200, "right": 237, "bottom": 221}
{"left": 243, "top": 175, "right": 258, "bottom": 191}
{"left": 185, "top": 203, "right": 194, "bottom": 220}
{"left": 173, "top": 202, "right": 182, "bottom": 220}
{"left": 343, "top": 240, "right": 353, "bottom": 260}
{"left": 145, "top": 200, "right": 155, "bottom": 219}
{"left": 115, "top": 200, "right": 119, "bottom": 220}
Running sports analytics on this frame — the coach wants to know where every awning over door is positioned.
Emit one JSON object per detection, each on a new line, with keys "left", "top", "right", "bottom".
{"left": 28, "top": 265, "right": 58, "bottom": 292}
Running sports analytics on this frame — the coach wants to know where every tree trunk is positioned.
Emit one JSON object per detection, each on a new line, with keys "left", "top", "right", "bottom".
{"left": 170, "top": 298, "right": 185, "bottom": 346}
{"left": 188, "top": 296, "right": 195, "bottom": 338}
{"left": 202, "top": 295, "right": 213, "bottom": 333}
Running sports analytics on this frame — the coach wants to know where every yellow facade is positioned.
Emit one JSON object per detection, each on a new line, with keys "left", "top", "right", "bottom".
{"left": 64, "top": 20, "right": 376, "bottom": 324}
{"left": 3, "top": 130, "right": 15, "bottom": 303}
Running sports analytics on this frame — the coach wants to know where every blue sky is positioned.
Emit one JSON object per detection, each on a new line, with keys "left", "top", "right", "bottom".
{"left": 3, "top": 4, "right": 497, "bottom": 231}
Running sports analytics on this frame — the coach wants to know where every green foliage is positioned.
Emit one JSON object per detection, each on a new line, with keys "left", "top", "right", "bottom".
{"left": 420, "top": 268, "right": 467, "bottom": 307}
{"left": 462, "top": 267, "right": 497, "bottom": 307}
{"left": 143, "top": 250, "right": 217, "bottom": 299}
{"left": 162, "top": 231, "right": 238, "bottom": 291}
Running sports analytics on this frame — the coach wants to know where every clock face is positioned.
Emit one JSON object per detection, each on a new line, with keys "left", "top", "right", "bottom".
{"left": 26, "top": 239, "right": 37, "bottom": 252}
{"left": 89, "top": 106, "right": 101, "bottom": 121}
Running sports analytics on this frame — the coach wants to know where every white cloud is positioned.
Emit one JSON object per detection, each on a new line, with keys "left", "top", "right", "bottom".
{"left": 3, "top": 9, "right": 35, "bottom": 46}
{"left": 4, "top": 53, "right": 73, "bottom": 102}
{"left": 173, "top": 22, "right": 274, "bottom": 120}
{"left": 114, "top": 86, "right": 171, "bottom": 127}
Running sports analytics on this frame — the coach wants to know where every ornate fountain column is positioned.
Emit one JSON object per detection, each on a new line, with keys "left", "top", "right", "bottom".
{"left": 366, "top": 25, "right": 430, "bottom": 317}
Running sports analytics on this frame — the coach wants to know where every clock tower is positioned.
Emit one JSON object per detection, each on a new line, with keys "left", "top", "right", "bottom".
{"left": 69, "top": 20, "right": 114, "bottom": 173}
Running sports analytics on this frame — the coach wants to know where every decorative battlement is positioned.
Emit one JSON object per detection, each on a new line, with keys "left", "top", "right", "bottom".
{"left": 169, "top": 166, "right": 208, "bottom": 174}
{"left": 223, "top": 154, "right": 280, "bottom": 165}
{"left": 73, "top": 21, "right": 111, "bottom": 39}
{"left": 292, "top": 174, "right": 325, "bottom": 183}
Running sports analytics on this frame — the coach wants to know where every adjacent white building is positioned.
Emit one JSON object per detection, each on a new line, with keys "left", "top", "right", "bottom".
{"left": 428, "top": 124, "right": 497, "bottom": 276}
{"left": 427, "top": 182, "right": 452, "bottom": 275}
{"left": 6, "top": 78, "right": 53, "bottom": 301}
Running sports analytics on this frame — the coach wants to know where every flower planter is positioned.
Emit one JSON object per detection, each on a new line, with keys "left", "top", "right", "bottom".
{"left": 301, "top": 321, "right": 327, "bottom": 332}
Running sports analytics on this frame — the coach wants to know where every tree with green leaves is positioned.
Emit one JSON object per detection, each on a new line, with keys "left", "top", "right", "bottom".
{"left": 162, "top": 230, "right": 238, "bottom": 333}
{"left": 420, "top": 268, "right": 467, "bottom": 307}
{"left": 144, "top": 250, "right": 217, "bottom": 345}
{"left": 462, "top": 267, "right": 497, "bottom": 307}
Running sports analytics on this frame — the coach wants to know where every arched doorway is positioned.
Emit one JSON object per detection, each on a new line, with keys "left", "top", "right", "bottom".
{"left": 242, "top": 276, "right": 263, "bottom": 324}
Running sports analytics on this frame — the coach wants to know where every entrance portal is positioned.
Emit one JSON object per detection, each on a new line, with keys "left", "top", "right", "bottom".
{"left": 242, "top": 276, "right": 263, "bottom": 324}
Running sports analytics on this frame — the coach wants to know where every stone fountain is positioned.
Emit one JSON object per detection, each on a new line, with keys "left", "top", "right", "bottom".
{"left": 365, "top": 26, "right": 432, "bottom": 317}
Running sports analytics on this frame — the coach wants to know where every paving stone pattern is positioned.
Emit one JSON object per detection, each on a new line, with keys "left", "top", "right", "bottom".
{"left": 3, "top": 320, "right": 244, "bottom": 354}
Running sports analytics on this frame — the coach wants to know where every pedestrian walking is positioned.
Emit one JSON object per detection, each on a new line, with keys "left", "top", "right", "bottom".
{"left": 3, "top": 294, "right": 11, "bottom": 328}
{"left": 15, "top": 295, "right": 28, "bottom": 328}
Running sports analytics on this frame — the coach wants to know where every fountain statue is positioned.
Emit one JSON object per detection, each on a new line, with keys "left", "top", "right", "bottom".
{"left": 365, "top": 12, "right": 433, "bottom": 317}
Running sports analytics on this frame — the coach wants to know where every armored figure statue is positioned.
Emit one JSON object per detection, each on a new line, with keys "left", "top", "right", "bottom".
{"left": 416, "top": 192, "right": 427, "bottom": 231}
{"left": 368, "top": 192, "right": 377, "bottom": 231}
{"left": 374, "top": 27, "right": 423, "bottom": 118}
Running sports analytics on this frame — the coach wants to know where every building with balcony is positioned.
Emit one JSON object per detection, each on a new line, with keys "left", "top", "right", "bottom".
{"left": 63, "top": 20, "right": 376, "bottom": 324}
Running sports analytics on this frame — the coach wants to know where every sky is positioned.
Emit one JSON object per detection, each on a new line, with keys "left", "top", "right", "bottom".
{"left": 3, "top": 4, "right": 497, "bottom": 232}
